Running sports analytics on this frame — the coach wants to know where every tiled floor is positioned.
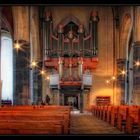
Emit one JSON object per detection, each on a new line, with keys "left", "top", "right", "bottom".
{"left": 70, "top": 111, "right": 124, "bottom": 134}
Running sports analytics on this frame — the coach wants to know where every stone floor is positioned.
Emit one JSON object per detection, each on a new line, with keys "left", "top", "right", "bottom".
{"left": 69, "top": 110, "right": 124, "bottom": 134}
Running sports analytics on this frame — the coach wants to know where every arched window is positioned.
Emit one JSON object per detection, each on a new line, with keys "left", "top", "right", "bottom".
{"left": 1, "top": 30, "right": 13, "bottom": 103}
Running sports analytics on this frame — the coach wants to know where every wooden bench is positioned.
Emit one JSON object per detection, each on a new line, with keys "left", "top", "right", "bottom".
{"left": 102, "top": 106, "right": 108, "bottom": 121}
{"left": 116, "top": 106, "right": 128, "bottom": 131}
{"left": 0, "top": 120, "right": 63, "bottom": 134}
{"left": 110, "top": 106, "right": 119, "bottom": 127}
{"left": 106, "top": 106, "right": 112, "bottom": 123}
{"left": 0, "top": 105, "right": 71, "bottom": 134}
{"left": 126, "top": 106, "right": 140, "bottom": 134}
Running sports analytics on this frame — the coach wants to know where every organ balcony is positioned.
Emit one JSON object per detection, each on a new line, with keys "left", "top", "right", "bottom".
{"left": 42, "top": 11, "right": 99, "bottom": 90}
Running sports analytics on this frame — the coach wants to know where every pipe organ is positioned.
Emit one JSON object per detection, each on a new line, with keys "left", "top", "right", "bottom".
{"left": 41, "top": 10, "right": 99, "bottom": 90}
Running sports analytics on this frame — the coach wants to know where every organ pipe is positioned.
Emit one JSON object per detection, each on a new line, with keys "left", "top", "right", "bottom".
{"left": 90, "top": 11, "right": 99, "bottom": 56}
{"left": 78, "top": 57, "right": 83, "bottom": 78}
{"left": 58, "top": 24, "right": 63, "bottom": 57}
{"left": 69, "top": 58, "right": 72, "bottom": 78}
{"left": 58, "top": 57, "right": 63, "bottom": 79}
{"left": 45, "top": 11, "right": 52, "bottom": 59}
{"left": 78, "top": 24, "right": 84, "bottom": 57}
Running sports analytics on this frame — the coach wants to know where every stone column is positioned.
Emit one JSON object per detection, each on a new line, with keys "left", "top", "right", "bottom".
{"left": 116, "top": 59, "right": 126, "bottom": 105}
{"left": 134, "top": 7, "right": 140, "bottom": 42}
{"left": 12, "top": 6, "right": 30, "bottom": 105}
{"left": 132, "top": 42, "right": 140, "bottom": 105}
{"left": 30, "top": 7, "right": 42, "bottom": 105}
{"left": 80, "top": 90, "right": 84, "bottom": 113}
{"left": 13, "top": 42, "right": 30, "bottom": 105}
{"left": 32, "top": 61, "right": 42, "bottom": 104}
{"left": 128, "top": 7, "right": 140, "bottom": 105}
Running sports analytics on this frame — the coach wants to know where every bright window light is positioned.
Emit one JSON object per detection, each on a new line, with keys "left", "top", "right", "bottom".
{"left": 1, "top": 35, "right": 13, "bottom": 103}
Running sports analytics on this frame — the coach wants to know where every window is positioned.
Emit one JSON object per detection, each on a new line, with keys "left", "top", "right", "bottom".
{"left": 1, "top": 31, "right": 13, "bottom": 103}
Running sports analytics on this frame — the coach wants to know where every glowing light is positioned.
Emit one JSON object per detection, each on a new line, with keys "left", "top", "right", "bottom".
{"left": 121, "top": 70, "right": 125, "bottom": 75}
{"left": 106, "top": 80, "right": 110, "bottom": 84}
{"left": 136, "top": 61, "right": 140, "bottom": 66}
{"left": 31, "top": 61, "right": 37, "bottom": 67}
{"left": 112, "top": 76, "right": 116, "bottom": 80}
{"left": 46, "top": 76, "right": 50, "bottom": 80}
{"left": 15, "top": 42, "right": 20, "bottom": 50}
{"left": 40, "top": 70, "right": 45, "bottom": 75}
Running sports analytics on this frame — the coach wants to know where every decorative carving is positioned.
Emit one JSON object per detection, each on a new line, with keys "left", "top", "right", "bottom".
{"left": 58, "top": 24, "right": 63, "bottom": 33}
{"left": 45, "top": 10, "right": 52, "bottom": 21}
{"left": 91, "top": 11, "right": 99, "bottom": 22}
{"left": 78, "top": 24, "right": 84, "bottom": 34}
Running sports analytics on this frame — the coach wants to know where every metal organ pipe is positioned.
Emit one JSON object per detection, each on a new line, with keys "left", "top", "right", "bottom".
{"left": 58, "top": 24, "right": 63, "bottom": 57}
{"left": 69, "top": 58, "right": 72, "bottom": 78}
{"left": 78, "top": 24, "right": 84, "bottom": 57}
{"left": 90, "top": 11, "right": 99, "bottom": 56}
{"left": 78, "top": 58, "right": 83, "bottom": 78}
{"left": 58, "top": 57, "right": 63, "bottom": 79}
{"left": 45, "top": 11, "right": 52, "bottom": 59}
{"left": 43, "top": 21, "right": 47, "bottom": 60}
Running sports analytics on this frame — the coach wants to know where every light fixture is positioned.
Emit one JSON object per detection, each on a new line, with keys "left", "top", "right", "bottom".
{"left": 106, "top": 80, "right": 110, "bottom": 84}
{"left": 112, "top": 76, "right": 116, "bottom": 80}
{"left": 135, "top": 61, "right": 140, "bottom": 66}
{"left": 46, "top": 76, "right": 50, "bottom": 80}
{"left": 15, "top": 41, "right": 20, "bottom": 50}
{"left": 40, "top": 70, "right": 45, "bottom": 75}
{"left": 121, "top": 70, "right": 125, "bottom": 75}
{"left": 31, "top": 61, "right": 37, "bottom": 68}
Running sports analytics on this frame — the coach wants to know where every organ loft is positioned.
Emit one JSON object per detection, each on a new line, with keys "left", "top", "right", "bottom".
{"left": 0, "top": 5, "right": 140, "bottom": 135}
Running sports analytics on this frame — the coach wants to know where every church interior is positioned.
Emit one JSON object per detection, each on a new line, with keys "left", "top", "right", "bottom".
{"left": 0, "top": 5, "right": 140, "bottom": 135}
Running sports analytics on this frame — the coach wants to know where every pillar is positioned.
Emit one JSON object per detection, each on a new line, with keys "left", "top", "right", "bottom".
{"left": 80, "top": 90, "right": 84, "bottom": 113}
{"left": 13, "top": 42, "right": 30, "bottom": 105}
{"left": 30, "top": 7, "right": 42, "bottom": 105}
{"left": 116, "top": 59, "right": 126, "bottom": 105}
{"left": 132, "top": 42, "right": 140, "bottom": 105}
{"left": 12, "top": 6, "right": 30, "bottom": 105}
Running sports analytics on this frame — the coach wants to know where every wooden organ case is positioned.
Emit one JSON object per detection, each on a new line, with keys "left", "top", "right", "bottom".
{"left": 41, "top": 10, "right": 99, "bottom": 112}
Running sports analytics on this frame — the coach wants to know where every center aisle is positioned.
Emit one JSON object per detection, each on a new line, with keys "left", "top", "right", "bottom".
{"left": 70, "top": 111, "right": 124, "bottom": 134}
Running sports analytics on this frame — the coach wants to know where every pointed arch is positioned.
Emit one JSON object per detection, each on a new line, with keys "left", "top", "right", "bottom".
{"left": 120, "top": 13, "right": 132, "bottom": 58}
{"left": 54, "top": 15, "right": 86, "bottom": 32}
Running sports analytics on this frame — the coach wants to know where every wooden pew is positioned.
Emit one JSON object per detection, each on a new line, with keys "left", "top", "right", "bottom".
{"left": 126, "top": 106, "right": 140, "bottom": 134}
{"left": 110, "top": 106, "right": 119, "bottom": 127}
{"left": 102, "top": 106, "right": 108, "bottom": 121}
{"left": 106, "top": 106, "right": 112, "bottom": 123}
{"left": 116, "top": 106, "right": 128, "bottom": 131}
{"left": 0, "top": 110, "right": 70, "bottom": 134}
{"left": 0, "top": 105, "right": 71, "bottom": 134}
{"left": 0, "top": 120, "right": 63, "bottom": 134}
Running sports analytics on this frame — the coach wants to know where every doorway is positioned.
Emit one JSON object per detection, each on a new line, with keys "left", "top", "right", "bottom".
{"left": 64, "top": 95, "right": 79, "bottom": 109}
